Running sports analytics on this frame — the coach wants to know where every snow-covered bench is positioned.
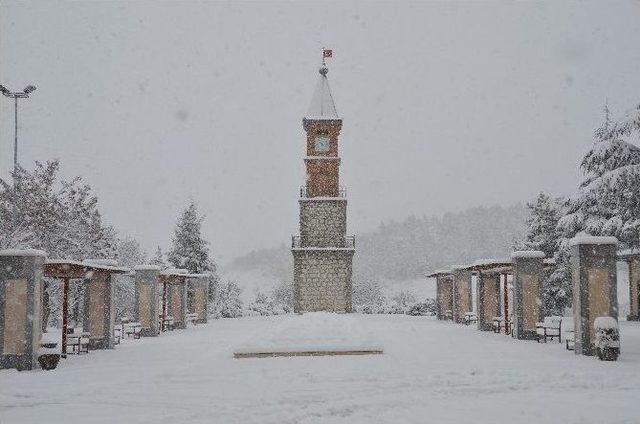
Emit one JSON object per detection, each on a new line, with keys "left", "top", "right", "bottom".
{"left": 536, "top": 316, "right": 562, "bottom": 343}
{"left": 492, "top": 317, "right": 511, "bottom": 334}
{"left": 114, "top": 324, "right": 123, "bottom": 345}
{"left": 161, "top": 316, "right": 175, "bottom": 331}
{"left": 186, "top": 312, "right": 198, "bottom": 325}
{"left": 124, "top": 322, "right": 142, "bottom": 339}
{"left": 463, "top": 312, "right": 477, "bottom": 325}
{"left": 565, "top": 330, "right": 575, "bottom": 351}
{"left": 66, "top": 331, "right": 90, "bottom": 354}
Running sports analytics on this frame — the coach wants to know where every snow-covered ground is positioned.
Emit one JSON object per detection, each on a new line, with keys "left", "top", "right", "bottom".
{"left": 1, "top": 314, "right": 639, "bottom": 424}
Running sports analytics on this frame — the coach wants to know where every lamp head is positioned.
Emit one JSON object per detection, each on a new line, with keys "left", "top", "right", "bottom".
{"left": 0, "top": 85, "right": 9, "bottom": 95}
{"left": 23, "top": 85, "right": 36, "bottom": 94}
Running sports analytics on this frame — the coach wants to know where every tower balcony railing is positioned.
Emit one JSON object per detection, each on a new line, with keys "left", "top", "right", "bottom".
{"left": 291, "top": 235, "right": 356, "bottom": 249}
{"left": 299, "top": 186, "right": 347, "bottom": 198}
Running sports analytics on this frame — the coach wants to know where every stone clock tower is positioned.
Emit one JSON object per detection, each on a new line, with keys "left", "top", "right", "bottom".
{"left": 291, "top": 64, "right": 354, "bottom": 313}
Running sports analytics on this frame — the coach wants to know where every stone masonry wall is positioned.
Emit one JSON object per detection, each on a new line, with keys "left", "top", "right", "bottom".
{"left": 293, "top": 250, "right": 353, "bottom": 313}
{"left": 300, "top": 199, "right": 347, "bottom": 247}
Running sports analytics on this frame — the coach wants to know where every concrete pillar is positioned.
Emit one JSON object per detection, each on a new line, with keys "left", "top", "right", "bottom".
{"left": 167, "top": 277, "right": 187, "bottom": 330}
{"left": 476, "top": 272, "right": 500, "bottom": 331}
{"left": 570, "top": 236, "right": 618, "bottom": 356}
{"left": 188, "top": 274, "right": 209, "bottom": 324}
{"left": 83, "top": 271, "right": 116, "bottom": 349}
{"left": 0, "top": 250, "right": 46, "bottom": 370}
{"left": 134, "top": 265, "right": 161, "bottom": 336}
{"left": 511, "top": 251, "right": 544, "bottom": 340}
{"left": 627, "top": 258, "right": 640, "bottom": 321}
{"left": 452, "top": 267, "right": 472, "bottom": 323}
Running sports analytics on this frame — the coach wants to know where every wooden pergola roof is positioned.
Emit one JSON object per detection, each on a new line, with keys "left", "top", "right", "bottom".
{"left": 158, "top": 268, "right": 189, "bottom": 284}
{"left": 427, "top": 257, "right": 557, "bottom": 278}
{"left": 618, "top": 249, "right": 640, "bottom": 260}
{"left": 44, "top": 260, "right": 130, "bottom": 279}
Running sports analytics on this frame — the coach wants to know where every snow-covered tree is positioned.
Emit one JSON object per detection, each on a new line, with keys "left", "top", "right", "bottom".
{"left": 149, "top": 246, "right": 167, "bottom": 268}
{"left": 271, "top": 281, "right": 293, "bottom": 313}
{"left": 0, "top": 160, "right": 118, "bottom": 329}
{"left": 549, "top": 103, "right": 640, "bottom": 314}
{"left": 113, "top": 237, "right": 147, "bottom": 320}
{"left": 559, "top": 104, "right": 640, "bottom": 248}
{"left": 352, "top": 278, "right": 385, "bottom": 313}
{"left": 517, "top": 192, "right": 564, "bottom": 257}
{"left": 167, "top": 202, "right": 217, "bottom": 273}
{"left": 245, "top": 291, "right": 275, "bottom": 316}
{"left": 211, "top": 280, "right": 243, "bottom": 318}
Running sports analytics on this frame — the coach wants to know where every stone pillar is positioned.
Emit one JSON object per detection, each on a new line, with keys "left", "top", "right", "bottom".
{"left": 167, "top": 277, "right": 187, "bottom": 329}
{"left": 627, "top": 258, "right": 640, "bottom": 321}
{"left": 188, "top": 274, "right": 209, "bottom": 324}
{"left": 511, "top": 251, "right": 544, "bottom": 340}
{"left": 435, "top": 273, "right": 453, "bottom": 320}
{"left": 570, "top": 236, "right": 618, "bottom": 356}
{"left": 476, "top": 272, "right": 500, "bottom": 331}
{"left": 134, "top": 265, "right": 161, "bottom": 336}
{"left": 83, "top": 271, "right": 115, "bottom": 349}
{"left": 0, "top": 250, "right": 46, "bottom": 370}
{"left": 452, "top": 267, "right": 472, "bottom": 323}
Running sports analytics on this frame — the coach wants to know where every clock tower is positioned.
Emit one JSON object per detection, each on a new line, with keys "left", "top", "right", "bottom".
{"left": 292, "top": 63, "right": 354, "bottom": 313}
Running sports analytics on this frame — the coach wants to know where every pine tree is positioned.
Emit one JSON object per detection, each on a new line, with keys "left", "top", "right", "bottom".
{"left": 167, "top": 202, "right": 216, "bottom": 274}
{"left": 0, "top": 160, "right": 118, "bottom": 330}
{"left": 520, "top": 192, "right": 564, "bottom": 258}
{"left": 559, "top": 104, "right": 640, "bottom": 248}
{"left": 114, "top": 237, "right": 147, "bottom": 320}
{"left": 149, "top": 246, "right": 167, "bottom": 268}
{"left": 551, "top": 103, "right": 640, "bottom": 314}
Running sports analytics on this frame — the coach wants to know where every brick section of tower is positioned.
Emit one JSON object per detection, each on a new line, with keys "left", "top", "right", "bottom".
{"left": 292, "top": 116, "right": 354, "bottom": 313}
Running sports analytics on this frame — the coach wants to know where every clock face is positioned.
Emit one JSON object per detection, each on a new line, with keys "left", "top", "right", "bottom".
{"left": 315, "top": 135, "right": 330, "bottom": 152}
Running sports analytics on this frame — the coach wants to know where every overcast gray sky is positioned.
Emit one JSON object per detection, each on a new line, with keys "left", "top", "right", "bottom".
{"left": 1, "top": 1, "right": 640, "bottom": 265}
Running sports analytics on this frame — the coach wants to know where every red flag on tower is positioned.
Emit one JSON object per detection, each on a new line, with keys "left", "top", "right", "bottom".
{"left": 323, "top": 49, "right": 333, "bottom": 58}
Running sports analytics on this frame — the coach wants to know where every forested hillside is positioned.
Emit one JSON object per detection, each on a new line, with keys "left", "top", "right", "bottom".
{"left": 227, "top": 204, "right": 527, "bottom": 282}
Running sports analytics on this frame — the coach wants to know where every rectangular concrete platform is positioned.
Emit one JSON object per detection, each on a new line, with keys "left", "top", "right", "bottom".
{"left": 233, "top": 348, "right": 383, "bottom": 359}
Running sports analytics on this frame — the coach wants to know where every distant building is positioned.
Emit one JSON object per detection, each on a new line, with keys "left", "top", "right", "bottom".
{"left": 291, "top": 64, "right": 354, "bottom": 313}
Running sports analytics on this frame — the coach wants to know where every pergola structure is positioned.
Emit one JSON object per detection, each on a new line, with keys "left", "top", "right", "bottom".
{"left": 618, "top": 249, "right": 640, "bottom": 321}
{"left": 426, "top": 269, "right": 453, "bottom": 320}
{"left": 158, "top": 269, "right": 189, "bottom": 331}
{"left": 43, "top": 260, "right": 129, "bottom": 356}
{"left": 428, "top": 257, "right": 555, "bottom": 333}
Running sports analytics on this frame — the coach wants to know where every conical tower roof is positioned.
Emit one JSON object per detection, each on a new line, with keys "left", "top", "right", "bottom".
{"left": 305, "top": 65, "right": 339, "bottom": 120}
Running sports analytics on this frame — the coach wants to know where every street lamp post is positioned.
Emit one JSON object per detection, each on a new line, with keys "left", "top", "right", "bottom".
{"left": 0, "top": 84, "right": 37, "bottom": 174}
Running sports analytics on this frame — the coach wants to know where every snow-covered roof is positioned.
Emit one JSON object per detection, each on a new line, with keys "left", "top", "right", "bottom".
{"left": 44, "top": 259, "right": 130, "bottom": 274}
{"left": 472, "top": 258, "right": 511, "bottom": 267}
{"left": 426, "top": 269, "right": 452, "bottom": 278}
{"left": 83, "top": 258, "right": 118, "bottom": 266}
{"left": 134, "top": 264, "right": 162, "bottom": 271}
{"left": 187, "top": 273, "right": 212, "bottom": 278}
{"left": 0, "top": 249, "right": 46, "bottom": 257}
{"left": 568, "top": 236, "right": 618, "bottom": 247}
{"left": 511, "top": 251, "right": 545, "bottom": 259}
{"left": 305, "top": 65, "right": 339, "bottom": 120}
{"left": 160, "top": 268, "right": 189, "bottom": 276}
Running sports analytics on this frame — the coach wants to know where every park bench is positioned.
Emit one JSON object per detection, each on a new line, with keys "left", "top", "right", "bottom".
{"left": 492, "top": 317, "right": 511, "bottom": 334}
{"left": 66, "top": 330, "right": 90, "bottom": 354}
{"left": 161, "top": 316, "right": 175, "bottom": 331}
{"left": 536, "top": 316, "right": 563, "bottom": 343}
{"left": 463, "top": 312, "right": 477, "bottom": 325}
{"left": 113, "top": 324, "right": 123, "bottom": 345}
{"left": 124, "top": 322, "right": 142, "bottom": 339}
{"left": 565, "top": 330, "right": 575, "bottom": 351}
{"left": 186, "top": 312, "right": 198, "bottom": 326}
